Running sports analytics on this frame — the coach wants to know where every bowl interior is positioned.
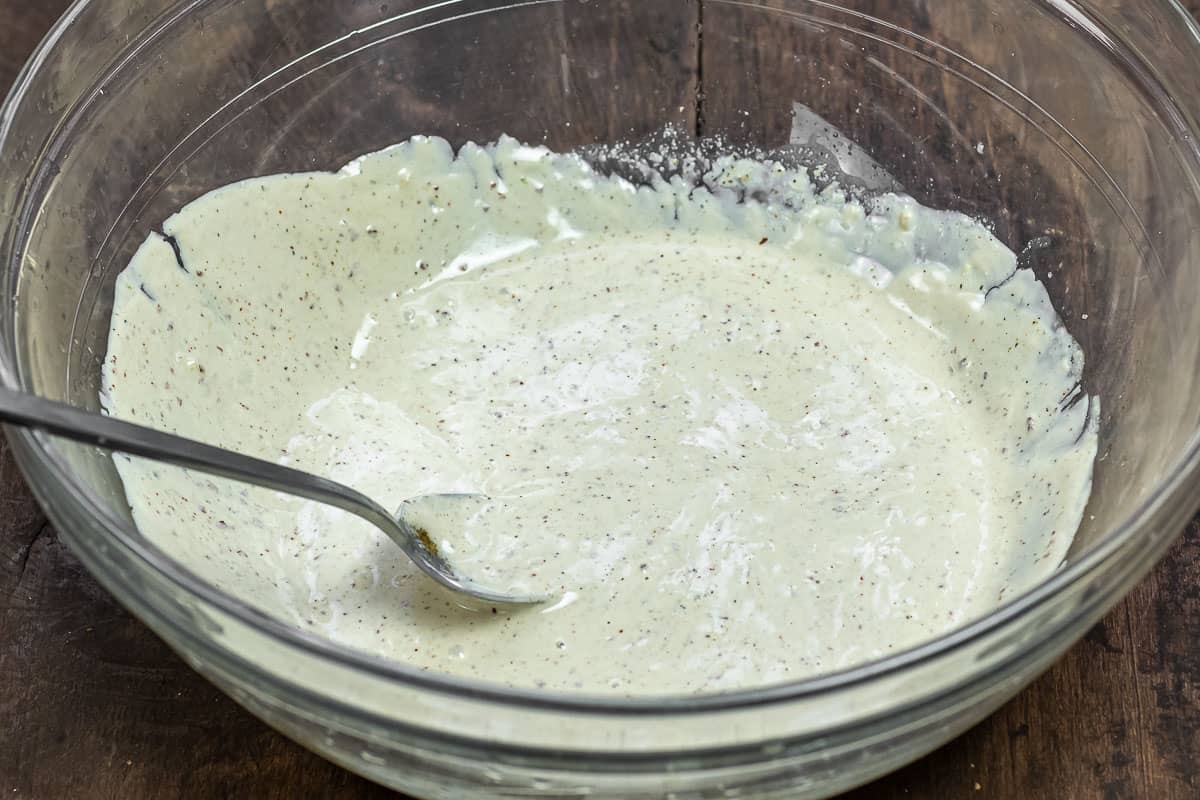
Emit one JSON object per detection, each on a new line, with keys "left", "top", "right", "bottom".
{"left": 6, "top": 0, "right": 1200, "bottom": 684}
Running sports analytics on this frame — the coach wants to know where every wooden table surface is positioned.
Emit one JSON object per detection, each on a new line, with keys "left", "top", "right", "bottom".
{"left": 3, "top": 1, "right": 1199, "bottom": 797}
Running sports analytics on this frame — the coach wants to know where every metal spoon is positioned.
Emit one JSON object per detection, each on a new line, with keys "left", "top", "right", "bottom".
{"left": 0, "top": 384, "right": 543, "bottom": 605}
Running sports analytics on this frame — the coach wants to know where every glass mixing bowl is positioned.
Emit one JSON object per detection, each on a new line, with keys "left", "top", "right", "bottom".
{"left": 4, "top": 1, "right": 1200, "bottom": 797}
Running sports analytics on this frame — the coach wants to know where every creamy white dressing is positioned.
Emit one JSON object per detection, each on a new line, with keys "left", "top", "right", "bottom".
{"left": 102, "top": 136, "right": 1096, "bottom": 695}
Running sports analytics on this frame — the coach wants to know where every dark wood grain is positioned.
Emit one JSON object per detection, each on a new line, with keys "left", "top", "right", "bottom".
{"left": 2, "top": 1, "right": 1199, "bottom": 798}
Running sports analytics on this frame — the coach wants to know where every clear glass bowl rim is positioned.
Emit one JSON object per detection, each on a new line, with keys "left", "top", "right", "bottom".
{"left": 3, "top": 0, "right": 1200, "bottom": 717}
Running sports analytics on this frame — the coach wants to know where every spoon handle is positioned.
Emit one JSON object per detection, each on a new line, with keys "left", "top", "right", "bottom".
{"left": 0, "top": 384, "right": 407, "bottom": 556}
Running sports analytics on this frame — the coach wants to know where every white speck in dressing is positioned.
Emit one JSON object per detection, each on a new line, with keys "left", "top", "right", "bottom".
{"left": 102, "top": 135, "right": 1097, "bottom": 695}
